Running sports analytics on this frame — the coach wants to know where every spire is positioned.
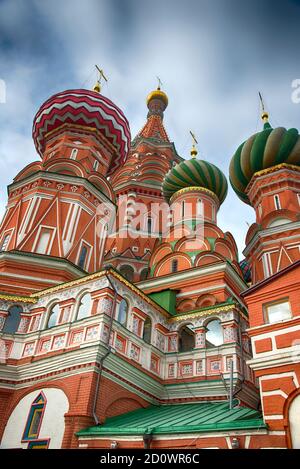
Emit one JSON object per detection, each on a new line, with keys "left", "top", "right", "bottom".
{"left": 134, "top": 82, "right": 170, "bottom": 143}
{"left": 259, "top": 91, "right": 271, "bottom": 128}
{"left": 190, "top": 131, "right": 198, "bottom": 158}
{"left": 93, "top": 65, "right": 108, "bottom": 93}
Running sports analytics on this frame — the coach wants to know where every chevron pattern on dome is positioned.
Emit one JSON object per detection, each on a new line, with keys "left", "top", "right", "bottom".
{"left": 163, "top": 159, "right": 228, "bottom": 204}
{"left": 32, "top": 89, "right": 131, "bottom": 174}
{"left": 229, "top": 124, "right": 300, "bottom": 204}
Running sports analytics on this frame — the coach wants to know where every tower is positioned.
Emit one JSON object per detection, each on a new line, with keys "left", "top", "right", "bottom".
{"left": 229, "top": 111, "right": 300, "bottom": 284}
{"left": 230, "top": 108, "right": 300, "bottom": 447}
{"left": 104, "top": 86, "right": 181, "bottom": 282}
{"left": 138, "top": 143, "right": 258, "bottom": 408}
{"left": 0, "top": 86, "right": 130, "bottom": 294}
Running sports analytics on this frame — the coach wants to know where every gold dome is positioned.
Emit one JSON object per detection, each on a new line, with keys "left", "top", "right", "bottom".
{"left": 146, "top": 88, "right": 168, "bottom": 107}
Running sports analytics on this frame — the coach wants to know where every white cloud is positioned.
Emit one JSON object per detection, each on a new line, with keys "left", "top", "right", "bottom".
{"left": 1, "top": 0, "right": 300, "bottom": 257}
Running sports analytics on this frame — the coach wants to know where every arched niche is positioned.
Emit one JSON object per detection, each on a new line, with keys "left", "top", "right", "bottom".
{"left": 178, "top": 324, "right": 195, "bottom": 353}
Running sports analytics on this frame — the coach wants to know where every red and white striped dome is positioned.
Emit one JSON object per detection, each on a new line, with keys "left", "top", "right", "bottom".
{"left": 32, "top": 89, "right": 131, "bottom": 174}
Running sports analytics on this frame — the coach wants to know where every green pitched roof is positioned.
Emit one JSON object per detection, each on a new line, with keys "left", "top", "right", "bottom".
{"left": 77, "top": 402, "right": 266, "bottom": 437}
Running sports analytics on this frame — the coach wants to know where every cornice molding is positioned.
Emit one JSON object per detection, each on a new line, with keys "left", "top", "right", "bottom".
{"left": 0, "top": 251, "right": 85, "bottom": 277}
{"left": 0, "top": 293, "right": 36, "bottom": 304}
{"left": 169, "top": 304, "right": 236, "bottom": 323}
{"left": 138, "top": 261, "right": 247, "bottom": 295}
{"left": 243, "top": 220, "right": 300, "bottom": 257}
{"left": 31, "top": 269, "right": 170, "bottom": 318}
{"left": 8, "top": 171, "right": 115, "bottom": 206}
{"left": 170, "top": 187, "right": 219, "bottom": 206}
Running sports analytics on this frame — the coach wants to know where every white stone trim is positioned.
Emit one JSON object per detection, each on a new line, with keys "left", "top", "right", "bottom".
{"left": 264, "top": 415, "right": 284, "bottom": 420}
{"left": 262, "top": 390, "right": 288, "bottom": 399}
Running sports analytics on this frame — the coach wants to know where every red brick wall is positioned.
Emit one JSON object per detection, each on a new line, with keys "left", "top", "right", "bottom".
{"left": 79, "top": 433, "right": 287, "bottom": 449}
{"left": 245, "top": 266, "right": 300, "bottom": 329}
{"left": 255, "top": 338, "right": 272, "bottom": 353}
{"left": 0, "top": 369, "right": 150, "bottom": 448}
{"left": 96, "top": 375, "right": 149, "bottom": 423}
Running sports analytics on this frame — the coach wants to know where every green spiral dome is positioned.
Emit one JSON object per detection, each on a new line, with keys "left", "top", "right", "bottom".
{"left": 229, "top": 122, "right": 300, "bottom": 204}
{"left": 162, "top": 158, "right": 228, "bottom": 204}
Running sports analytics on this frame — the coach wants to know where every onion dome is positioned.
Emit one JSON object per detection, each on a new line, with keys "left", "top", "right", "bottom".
{"left": 229, "top": 121, "right": 300, "bottom": 204}
{"left": 32, "top": 89, "right": 131, "bottom": 174}
{"left": 239, "top": 258, "right": 251, "bottom": 283}
{"left": 146, "top": 87, "right": 168, "bottom": 117}
{"left": 163, "top": 158, "right": 228, "bottom": 204}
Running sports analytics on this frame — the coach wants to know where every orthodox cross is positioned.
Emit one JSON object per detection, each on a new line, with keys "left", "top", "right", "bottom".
{"left": 258, "top": 91, "right": 269, "bottom": 122}
{"left": 258, "top": 91, "right": 265, "bottom": 112}
{"left": 156, "top": 76, "right": 163, "bottom": 90}
{"left": 95, "top": 65, "right": 108, "bottom": 84}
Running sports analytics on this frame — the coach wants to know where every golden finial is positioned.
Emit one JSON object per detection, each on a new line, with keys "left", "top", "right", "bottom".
{"left": 146, "top": 77, "right": 168, "bottom": 108}
{"left": 190, "top": 131, "right": 198, "bottom": 158}
{"left": 93, "top": 65, "right": 108, "bottom": 93}
{"left": 259, "top": 91, "right": 269, "bottom": 122}
{"left": 93, "top": 81, "right": 101, "bottom": 93}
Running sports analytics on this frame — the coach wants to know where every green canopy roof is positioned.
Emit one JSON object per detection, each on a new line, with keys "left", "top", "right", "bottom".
{"left": 77, "top": 402, "right": 266, "bottom": 437}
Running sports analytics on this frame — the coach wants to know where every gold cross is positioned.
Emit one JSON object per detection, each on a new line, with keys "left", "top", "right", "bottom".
{"left": 259, "top": 91, "right": 266, "bottom": 111}
{"left": 190, "top": 131, "right": 198, "bottom": 158}
{"left": 258, "top": 91, "right": 269, "bottom": 122}
{"left": 93, "top": 65, "right": 108, "bottom": 93}
{"left": 156, "top": 76, "right": 163, "bottom": 90}
{"left": 95, "top": 65, "right": 108, "bottom": 83}
{"left": 190, "top": 131, "right": 198, "bottom": 145}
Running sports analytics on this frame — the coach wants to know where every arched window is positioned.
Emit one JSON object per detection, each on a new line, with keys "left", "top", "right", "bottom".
{"left": 70, "top": 148, "right": 78, "bottom": 160}
{"left": 0, "top": 233, "right": 11, "bottom": 251}
{"left": 2, "top": 305, "right": 22, "bottom": 334}
{"left": 197, "top": 199, "right": 203, "bottom": 217}
{"left": 274, "top": 194, "right": 281, "bottom": 210}
{"left": 211, "top": 203, "right": 216, "bottom": 221}
{"left": 171, "top": 259, "right": 178, "bottom": 273}
{"left": 119, "top": 265, "right": 134, "bottom": 282}
{"left": 206, "top": 319, "right": 223, "bottom": 347}
{"left": 78, "top": 245, "right": 88, "bottom": 269}
{"left": 182, "top": 201, "right": 185, "bottom": 217}
{"left": 178, "top": 324, "right": 195, "bottom": 352}
{"left": 117, "top": 299, "right": 128, "bottom": 326}
{"left": 289, "top": 394, "right": 300, "bottom": 448}
{"left": 147, "top": 217, "right": 152, "bottom": 235}
{"left": 47, "top": 304, "right": 60, "bottom": 328}
{"left": 22, "top": 392, "right": 46, "bottom": 441}
{"left": 140, "top": 268, "right": 148, "bottom": 281}
{"left": 77, "top": 293, "right": 92, "bottom": 320}
{"left": 143, "top": 317, "right": 152, "bottom": 344}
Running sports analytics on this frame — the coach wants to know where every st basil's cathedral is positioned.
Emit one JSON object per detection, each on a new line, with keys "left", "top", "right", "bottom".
{"left": 0, "top": 75, "right": 300, "bottom": 449}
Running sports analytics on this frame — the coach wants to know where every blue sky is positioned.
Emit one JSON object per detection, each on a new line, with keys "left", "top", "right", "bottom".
{"left": 0, "top": 0, "right": 300, "bottom": 256}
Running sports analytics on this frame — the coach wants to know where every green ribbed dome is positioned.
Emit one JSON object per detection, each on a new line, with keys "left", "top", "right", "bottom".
{"left": 229, "top": 123, "right": 300, "bottom": 204}
{"left": 163, "top": 158, "right": 228, "bottom": 204}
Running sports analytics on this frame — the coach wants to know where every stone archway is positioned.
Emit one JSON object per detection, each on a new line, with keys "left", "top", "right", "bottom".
{"left": 289, "top": 394, "right": 300, "bottom": 448}
{"left": 0, "top": 387, "right": 69, "bottom": 449}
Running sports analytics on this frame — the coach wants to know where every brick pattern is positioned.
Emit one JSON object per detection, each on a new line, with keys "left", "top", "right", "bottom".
{"left": 0, "top": 371, "right": 149, "bottom": 448}
{"left": 255, "top": 338, "right": 273, "bottom": 353}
